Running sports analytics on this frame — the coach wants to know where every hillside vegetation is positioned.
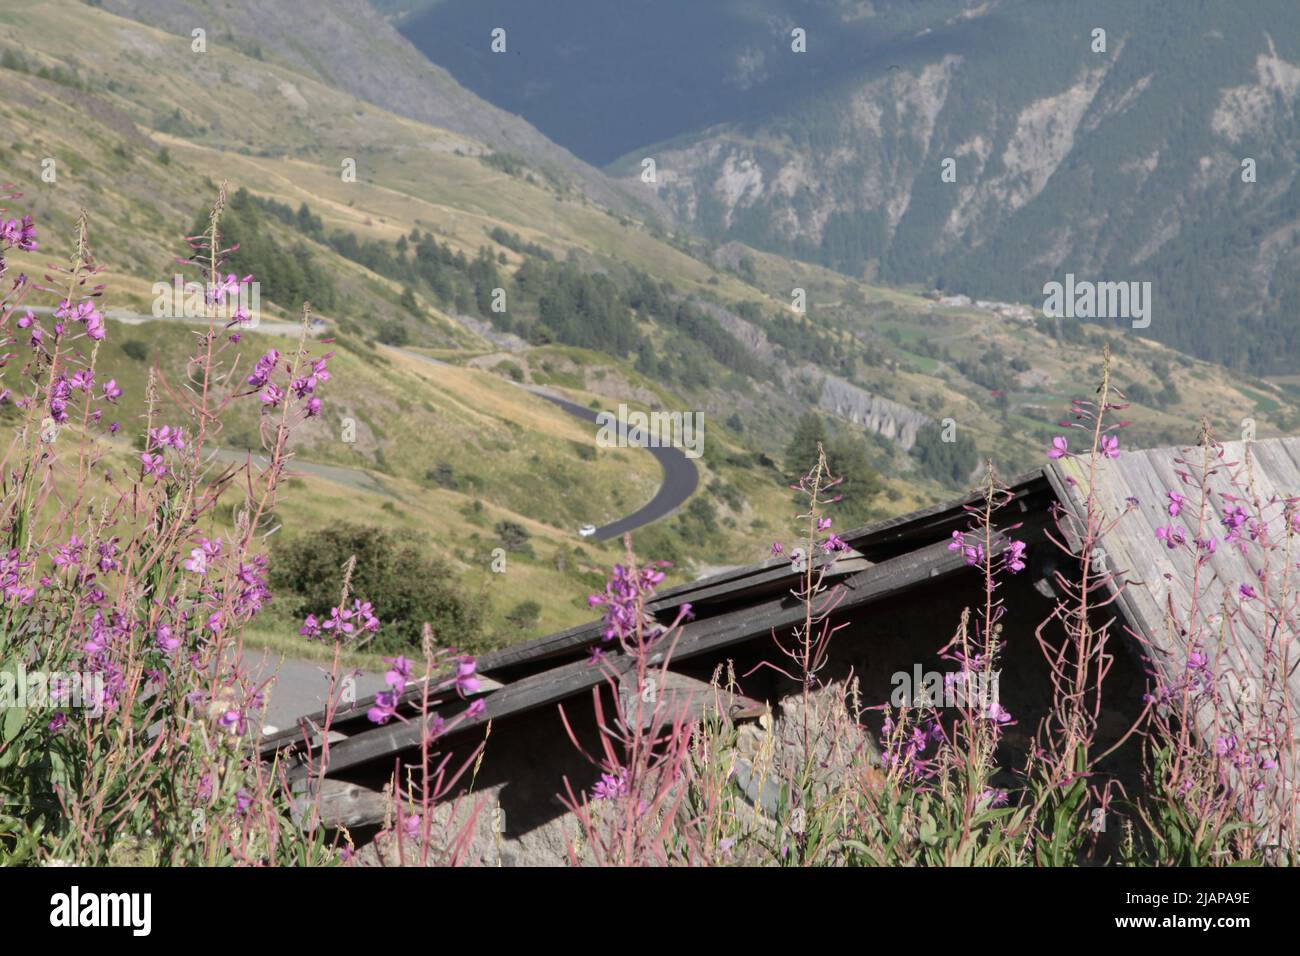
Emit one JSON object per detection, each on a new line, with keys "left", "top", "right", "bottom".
{"left": 1, "top": 0, "right": 1296, "bottom": 654}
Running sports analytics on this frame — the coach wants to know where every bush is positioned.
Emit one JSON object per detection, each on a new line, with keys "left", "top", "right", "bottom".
{"left": 494, "top": 519, "right": 533, "bottom": 555}
{"left": 374, "top": 317, "right": 409, "bottom": 346}
{"left": 494, "top": 360, "right": 524, "bottom": 382}
{"left": 121, "top": 339, "right": 149, "bottom": 362}
{"left": 505, "top": 599, "right": 542, "bottom": 630}
{"left": 426, "top": 462, "right": 458, "bottom": 489}
{"left": 270, "top": 522, "right": 480, "bottom": 653}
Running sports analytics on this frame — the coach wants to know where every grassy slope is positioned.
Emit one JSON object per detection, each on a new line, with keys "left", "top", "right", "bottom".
{"left": 0, "top": 3, "right": 809, "bottom": 649}
{"left": 2, "top": 0, "right": 1295, "bottom": 651}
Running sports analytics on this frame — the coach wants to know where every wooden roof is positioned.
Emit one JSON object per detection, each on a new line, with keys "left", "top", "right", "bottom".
{"left": 1049, "top": 437, "right": 1300, "bottom": 698}
{"left": 262, "top": 438, "right": 1300, "bottom": 813}
{"left": 260, "top": 470, "right": 1055, "bottom": 773}
{"left": 1047, "top": 437, "right": 1300, "bottom": 830}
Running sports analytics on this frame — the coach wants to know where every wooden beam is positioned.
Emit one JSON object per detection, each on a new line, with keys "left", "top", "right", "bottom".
{"left": 291, "top": 777, "right": 392, "bottom": 830}
{"left": 293, "top": 533, "right": 1021, "bottom": 778}
{"left": 617, "top": 669, "right": 767, "bottom": 731}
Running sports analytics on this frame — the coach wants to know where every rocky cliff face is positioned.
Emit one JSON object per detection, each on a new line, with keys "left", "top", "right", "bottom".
{"left": 691, "top": 299, "right": 930, "bottom": 449}
{"left": 816, "top": 373, "right": 929, "bottom": 450}
{"left": 614, "top": 1, "right": 1300, "bottom": 371}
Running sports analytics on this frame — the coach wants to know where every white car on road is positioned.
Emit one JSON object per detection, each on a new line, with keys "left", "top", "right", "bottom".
{"left": 578, "top": 524, "right": 597, "bottom": 538}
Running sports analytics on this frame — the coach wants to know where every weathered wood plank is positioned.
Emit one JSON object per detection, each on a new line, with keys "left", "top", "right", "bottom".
{"left": 1050, "top": 438, "right": 1300, "bottom": 834}
{"left": 291, "top": 777, "right": 392, "bottom": 829}
{"left": 299, "top": 529, "right": 1035, "bottom": 778}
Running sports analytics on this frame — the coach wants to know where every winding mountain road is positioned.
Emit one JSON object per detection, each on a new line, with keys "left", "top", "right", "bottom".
{"left": 390, "top": 347, "right": 700, "bottom": 541}
{"left": 528, "top": 390, "right": 699, "bottom": 541}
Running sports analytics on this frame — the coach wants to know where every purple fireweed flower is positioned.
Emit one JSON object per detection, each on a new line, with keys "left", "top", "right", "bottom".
{"left": 300, "top": 613, "right": 321, "bottom": 640}
{"left": 879, "top": 714, "right": 943, "bottom": 781}
{"left": 1222, "top": 505, "right": 1248, "bottom": 537}
{"left": 1239, "top": 584, "right": 1257, "bottom": 600}
{"left": 306, "top": 396, "right": 322, "bottom": 417}
{"left": 183, "top": 547, "right": 207, "bottom": 575}
{"left": 980, "top": 788, "right": 1009, "bottom": 809}
{"left": 385, "top": 656, "right": 413, "bottom": 690}
{"left": 218, "top": 708, "right": 246, "bottom": 736}
{"left": 236, "top": 581, "right": 270, "bottom": 617}
{"left": 368, "top": 689, "right": 400, "bottom": 725}
{"left": 53, "top": 534, "right": 84, "bottom": 569}
{"left": 817, "top": 517, "right": 832, "bottom": 531}
{"left": 1155, "top": 525, "right": 1185, "bottom": 549}
{"left": 260, "top": 383, "right": 284, "bottom": 408}
{"left": 823, "top": 532, "right": 848, "bottom": 553}
{"left": 96, "top": 538, "right": 119, "bottom": 573}
{"left": 101, "top": 379, "right": 122, "bottom": 403}
{"left": 1005, "top": 539, "right": 1027, "bottom": 573}
{"left": 985, "top": 701, "right": 1013, "bottom": 724}
{"left": 1167, "top": 491, "right": 1186, "bottom": 517}
{"left": 588, "top": 561, "right": 671, "bottom": 644}
{"left": 1100, "top": 435, "right": 1120, "bottom": 459}
{"left": 0, "top": 215, "right": 37, "bottom": 251}
{"left": 467, "top": 699, "right": 487, "bottom": 719}
{"left": 156, "top": 624, "right": 181, "bottom": 653}
{"left": 182, "top": 537, "right": 221, "bottom": 575}
{"left": 592, "top": 769, "right": 628, "bottom": 801}
{"left": 351, "top": 599, "right": 380, "bottom": 633}
{"left": 1214, "top": 734, "right": 1238, "bottom": 757}
{"left": 207, "top": 272, "right": 250, "bottom": 304}
{"left": 1047, "top": 436, "right": 1068, "bottom": 459}
{"left": 149, "top": 425, "right": 185, "bottom": 451}
{"left": 456, "top": 658, "right": 480, "bottom": 696}
{"left": 948, "top": 529, "right": 984, "bottom": 566}
{"left": 323, "top": 604, "right": 355, "bottom": 638}
{"left": 247, "top": 350, "right": 280, "bottom": 389}
{"left": 770, "top": 541, "right": 783, "bottom": 556}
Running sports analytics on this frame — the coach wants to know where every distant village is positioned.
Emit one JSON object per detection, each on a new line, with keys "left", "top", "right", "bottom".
{"left": 924, "top": 290, "right": 1037, "bottom": 322}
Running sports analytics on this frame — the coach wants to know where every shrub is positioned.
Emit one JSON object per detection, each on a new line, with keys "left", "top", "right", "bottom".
{"left": 270, "top": 522, "right": 480, "bottom": 653}
{"left": 494, "top": 360, "right": 524, "bottom": 382}
{"left": 493, "top": 519, "right": 533, "bottom": 555}
{"left": 426, "top": 462, "right": 458, "bottom": 489}
{"left": 504, "top": 599, "right": 542, "bottom": 631}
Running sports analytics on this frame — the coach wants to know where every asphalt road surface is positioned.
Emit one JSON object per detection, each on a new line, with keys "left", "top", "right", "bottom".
{"left": 529, "top": 391, "right": 699, "bottom": 541}
{"left": 391, "top": 347, "right": 701, "bottom": 541}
